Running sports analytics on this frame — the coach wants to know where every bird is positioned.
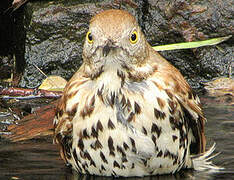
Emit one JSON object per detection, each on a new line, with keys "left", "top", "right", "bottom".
{"left": 53, "top": 9, "right": 219, "bottom": 177}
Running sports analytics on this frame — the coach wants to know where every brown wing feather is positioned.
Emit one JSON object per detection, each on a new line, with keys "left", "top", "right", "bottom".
{"left": 150, "top": 47, "right": 206, "bottom": 154}
{"left": 53, "top": 66, "right": 86, "bottom": 163}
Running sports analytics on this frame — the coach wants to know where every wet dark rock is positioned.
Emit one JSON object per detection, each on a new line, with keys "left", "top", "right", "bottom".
{"left": 10, "top": 0, "right": 233, "bottom": 89}
{"left": 0, "top": 56, "right": 13, "bottom": 79}
{"left": 0, "top": 0, "right": 28, "bottom": 86}
{"left": 141, "top": 0, "right": 233, "bottom": 89}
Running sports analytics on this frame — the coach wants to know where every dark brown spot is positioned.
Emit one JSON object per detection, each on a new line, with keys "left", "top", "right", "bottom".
{"left": 126, "top": 98, "right": 132, "bottom": 109}
{"left": 106, "top": 92, "right": 115, "bottom": 107}
{"left": 101, "top": 165, "right": 106, "bottom": 171}
{"left": 154, "top": 108, "right": 166, "bottom": 120}
{"left": 91, "top": 125, "right": 98, "bottom": 138}
{"left": 84, "top": 151, "right": 91, "bottom": 160}
{"left": 123, "top": 142, "right": 129, "bottom": 150}
{"left": 131, "top": 163, "right": 135, "bottom": 169}
{"left": 164, "top": 150, "right": 170, "bottom": 158}
{"left": 110, "top": 151, "right": 115, "bottom": 157}
{"left": 117, "top": 145, "right": 126, "bottom": 157}
{"left": 179, "top": 137, "right": 186, "bottom": 149}
{"left": 91, "top": 65, "right": 104, "bottom": 80}
{"left": 128, "top": 72, "right": 137, "bottom": 82}
{"left": 90, "top": 159, "right": 96, "bottom": 167}
{"left": 57, "top": 109, "right": 63, "bottom": 117}
{"left": 90, "top": 95, "right": 95, "bottom": 106}
{"left": 122, "top": 157, "right": 128, "bottom": 163}
{"left": 157, "top": 97, "right": 165, "bottom": 109}
{"left": 127, "top": 112, "right": 135, "bottom": 122}
{"left": 172, "top": 135, "right": 178, "bottom": 142}
{"left": 100, "top": 151, "right": 108, "bottom": 164}
{"left": 78, "top": 138, "right": 84, "bottom": 151}
{"left": 82, "top": 128, "right": 90, "bottom": 139}
{"left": 80, "top": 150, "right": 85, "bottom": 158}
{"left": 113, "top": 161, "right": 120, "bottom": 168}
{"left": 108, "top": 119, "right": 115, "bottom": 129}
{"left": 170, "top": 152, "right": 178, "bottom": 160}
{"left": 91, "top": 139, "right": 103, "bottom": 150}
{"left": 121, "top": 63, "right": 130, "bottom": 71}
{"left": 142, "top": 126, "right": 147, "bottom": 135}
{"left": 141, "top": 159, "right": 147, "bottom": 166}
{"left": 108, "top": 136, "right": 115, "bottom": 156}
{"left": 169, "top": 116, "right": 180, "bottom": 130}
{"left": 59, "top": 134, "right": 73, "bottom": 160}
{"left": 67, "top": 103, "right": 78, "bottom": 117}
{"left": 97, "top": 85, "right": 104, "bottom": 103}
{"left": 66, "top": 91, "right": 78, "bottom": 103}
{"left": 72, "top": 149, "right": 82, "bottom": 171}
{"left": 55, "top": 133, "right": 62, "bottom": 144}
{"left": 117, "top": 70, "right": 125, "bottom": 87}
{"left": 129, "top": 137, "right": 136, "bottom": 153}
{"left": 165, "top": 89, "right": 173, "bottom": 99}
{"left": 96, "top": 120, "right": 103, "bottom": 132}
{"left": 112, "top": 170, "right": 117, "bottom": 176}
{"left": 151, "top": 123, "right": 162, "bottom": 137}
{"left": 157, "top": 150, "right": 163, "bottom": 157}
{"left": 121, "top": 95, "right": 126, "bottom": 106}
{"left": 168, "top": 100, "right": 177, "bottom": 115}
{"left": 151, "top": 134, "right": 157, "bottom": 146}
{"left": 110, "top": 92, "right": 115, "bottom": 107}
{"left": 117, "top": 70, "right": 125, "bottom": 80}
{"left": 182, "top": 148, "right": 187, "bottom": 162}
{"left": 80, "top": 96, "right": 95, "bottom": 118}
{"left": 134, "top": 102, "right": 141, "bottom": 114}
{"left": 82, "top": 162, "right": 88, "bottom": 171}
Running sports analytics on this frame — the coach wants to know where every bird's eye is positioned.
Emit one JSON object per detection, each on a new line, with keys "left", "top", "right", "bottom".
{"left": 130, "top": 31, "right": 138, "bottom": 44}
{"left": 86, "top": 31, "right": 93, "bottom": 44}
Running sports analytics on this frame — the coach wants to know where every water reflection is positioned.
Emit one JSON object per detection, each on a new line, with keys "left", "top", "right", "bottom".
{"left": 0, "top": 96, "right": 233, "bottom": 180}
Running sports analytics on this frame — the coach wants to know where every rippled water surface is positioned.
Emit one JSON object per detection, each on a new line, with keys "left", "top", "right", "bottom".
{"left": 0, "top": 96, "right": 233, "bottom": 180}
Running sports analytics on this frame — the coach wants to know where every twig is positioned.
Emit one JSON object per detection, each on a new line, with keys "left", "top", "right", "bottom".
{"left": 0, "top": 87, "right": 62, "bottom": 99}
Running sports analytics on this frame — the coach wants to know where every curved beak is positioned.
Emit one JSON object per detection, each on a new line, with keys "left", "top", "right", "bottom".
{"left": 102, "top": 40, "right": 115, "bottom": 57}
{"left": 103, "top": 44, "right": 111, "bottom": 57}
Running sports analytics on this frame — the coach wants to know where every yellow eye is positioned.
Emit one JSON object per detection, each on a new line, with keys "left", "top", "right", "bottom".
{"left": 86, "top": 31, "right": 93, "bottom": 44}
{"left": 130, "top": 31, "right": 138, "bottom": 44}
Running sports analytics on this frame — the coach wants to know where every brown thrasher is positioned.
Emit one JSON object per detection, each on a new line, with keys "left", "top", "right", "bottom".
{"left": 53, "top": 9, "right": 219, "bottom": 177}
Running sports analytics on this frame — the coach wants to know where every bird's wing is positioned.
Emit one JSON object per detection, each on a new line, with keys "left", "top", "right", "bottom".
{"left": 53, "top": 66, "right": 89, "bottom": 163}
{"left": 174, "top": 89, "right": 206, "bottom": 154}
{"left": 150, "top": 51, "right": 206, "bottom": 154}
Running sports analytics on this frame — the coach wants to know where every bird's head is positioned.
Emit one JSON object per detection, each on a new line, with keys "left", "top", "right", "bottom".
{"left": 82, "top": 9, "right": 149, "bottom": 73}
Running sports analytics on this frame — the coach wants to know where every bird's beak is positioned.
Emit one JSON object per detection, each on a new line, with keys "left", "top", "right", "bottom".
{"left": 102, "top": 40, "right": 115, "bottom": 57}
{"left": 103, "top": 44, "right": 111, "bottom": 57}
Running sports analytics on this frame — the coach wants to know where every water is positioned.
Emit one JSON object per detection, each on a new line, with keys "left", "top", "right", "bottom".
{"left": 0, "top": 96, "right": 233, "bottom": 180}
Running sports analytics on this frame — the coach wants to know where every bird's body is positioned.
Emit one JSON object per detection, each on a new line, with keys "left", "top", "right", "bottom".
{"left": 54, "top": 9, "right": 217, "bottom": 177}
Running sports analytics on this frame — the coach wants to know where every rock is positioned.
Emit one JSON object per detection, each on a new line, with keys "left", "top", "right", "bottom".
{"left": 6, "top": 0, "right": 233, "bottom": 90}
{"left": 0, "top": 0, "right": 27, "bottom": 86}
{"left": 141, "top": 0, "right": 233, "bottom": 89}
{"left": 204, "top": 77, "right": 234, "bottom": 96}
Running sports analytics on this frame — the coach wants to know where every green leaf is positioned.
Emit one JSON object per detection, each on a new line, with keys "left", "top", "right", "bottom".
{"left": 152, "top": 35, "right": 232, "bottom": 51}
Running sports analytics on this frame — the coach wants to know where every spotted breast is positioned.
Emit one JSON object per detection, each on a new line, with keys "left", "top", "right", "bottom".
{"left": 53, "top": 9, "right": 219, "bottom": 177}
